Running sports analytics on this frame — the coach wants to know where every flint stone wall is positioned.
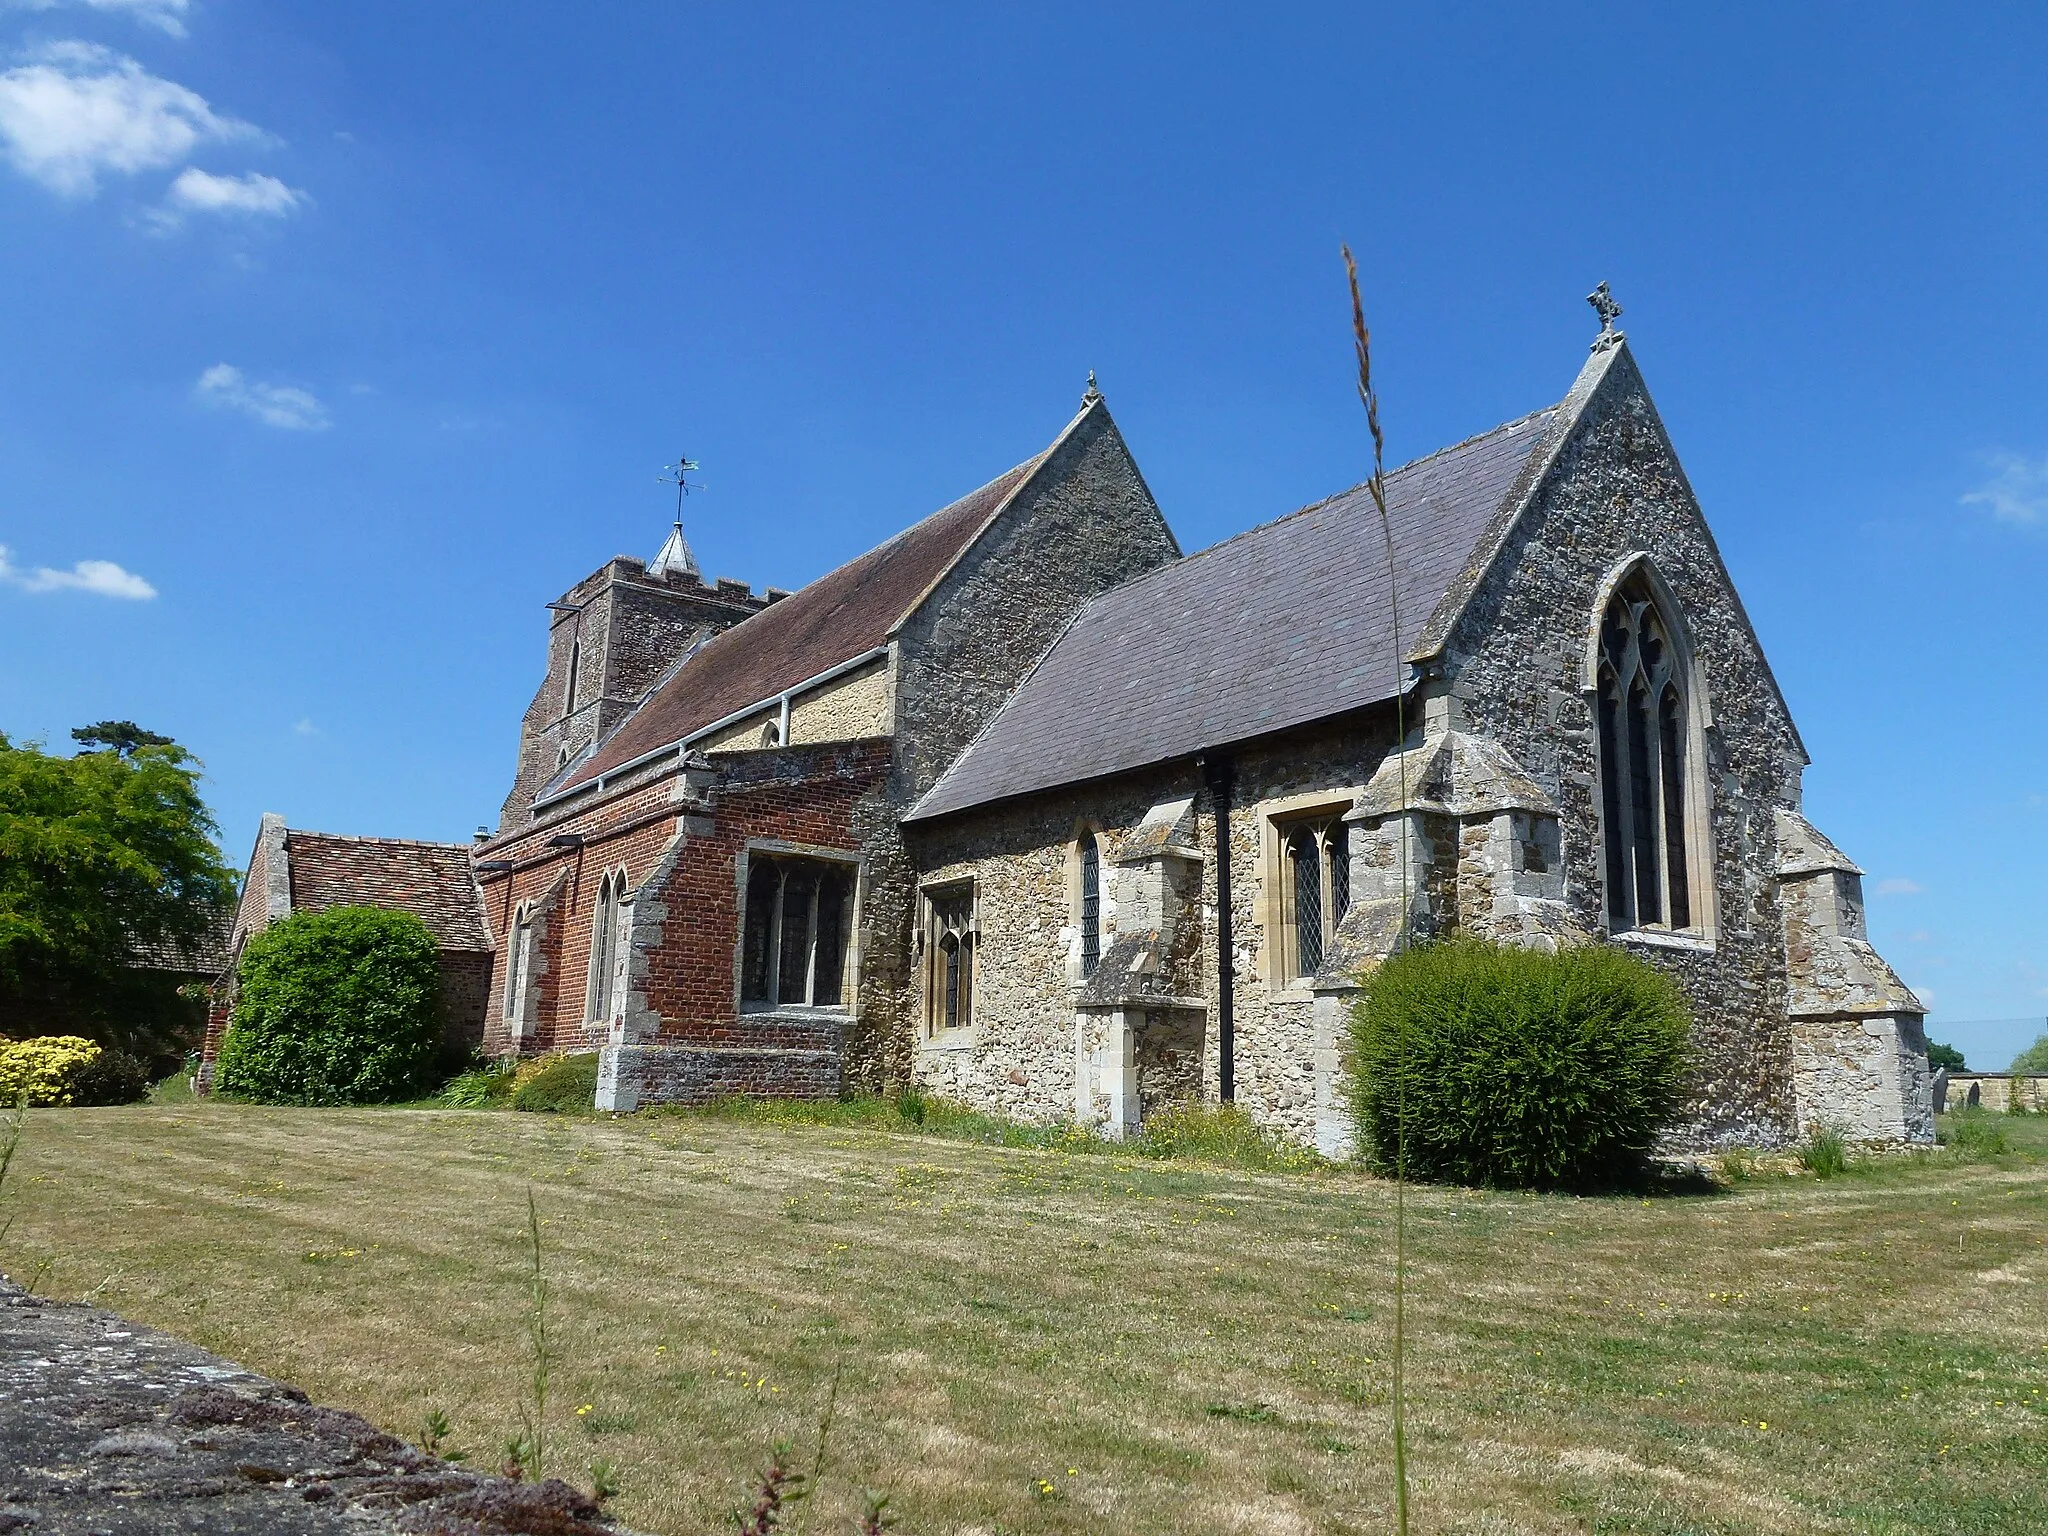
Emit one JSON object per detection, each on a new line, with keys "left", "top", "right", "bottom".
{"left": 1435, "top": 345, "right": 1806, "bottom": 1147}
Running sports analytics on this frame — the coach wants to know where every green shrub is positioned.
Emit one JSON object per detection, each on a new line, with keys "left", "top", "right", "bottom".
{"left": 214, "top": 906, "right": 443, "bottom": 1106}
{"left": 510, "top": 1052, "right": 600, "bottom": 1113}
{"left": 1798, "top": 1124, "right": 1848, "bottom": 1179}
{"left": 1926, "top": 1039, "right": 1967, "bottom": 1072}
{"left": 1346, "top": 939, "right": 1693, "bottom": 1191}
{"left": 1941, "top": 1108, "right": 2010, "bottom": 1157}
{"left": 69, "top": 1047, "right": 151, "bottom": 1106}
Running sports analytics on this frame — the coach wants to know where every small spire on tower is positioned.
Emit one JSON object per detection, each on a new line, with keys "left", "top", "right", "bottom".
{"left": 650, "top": 453, "right": 703, "bottom": 580}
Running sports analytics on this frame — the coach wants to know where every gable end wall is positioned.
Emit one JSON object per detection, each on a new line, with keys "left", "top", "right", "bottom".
{"left": 1440, "top": 347, "right": 1805, "bottom": 1145}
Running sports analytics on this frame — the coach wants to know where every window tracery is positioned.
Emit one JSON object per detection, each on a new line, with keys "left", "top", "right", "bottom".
{"left": 1595, "top": 572, "right": 1699, "bottom": 933}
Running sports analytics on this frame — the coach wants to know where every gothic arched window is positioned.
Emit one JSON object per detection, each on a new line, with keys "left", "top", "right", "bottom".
{"left": 1596, "top": 573, "right": 1699, "bottom": 933}
{"left": 585, "top": 869, "right": 634, "bottom": 1025}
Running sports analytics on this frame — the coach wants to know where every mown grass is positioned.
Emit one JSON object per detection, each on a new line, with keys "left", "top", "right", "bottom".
{"left": 3, "top": 1105, "right": 2044, "bottom": 1535}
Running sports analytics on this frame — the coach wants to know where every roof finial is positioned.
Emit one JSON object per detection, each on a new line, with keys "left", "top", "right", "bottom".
{"left": 1081, "top": 369, "right": 1102, "bottom": 407}
{"left": 1586, "top": 281, "right": 1624, "bottom": 352}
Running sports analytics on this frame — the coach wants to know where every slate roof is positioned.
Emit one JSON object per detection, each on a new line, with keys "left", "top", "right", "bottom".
{"left": 908, "top": 406, "right": 1559, "bottom": 821}
{"left": 282, "top": 831, "right": 493, "bottom": 951}
{"left": 557, "top": 449, "right": 1056, "bottom": 796}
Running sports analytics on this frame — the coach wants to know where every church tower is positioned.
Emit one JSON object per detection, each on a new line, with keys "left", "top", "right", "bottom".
{"left": 497, "top": 518, "right": 769, "bottom": 829}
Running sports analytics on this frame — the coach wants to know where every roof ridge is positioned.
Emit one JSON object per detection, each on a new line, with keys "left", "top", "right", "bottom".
{"left": 1059, "top": 402, "right": 1560, "bottom": 614}
{"left": 285, "top": 829, "right": 477, "bottom": 854}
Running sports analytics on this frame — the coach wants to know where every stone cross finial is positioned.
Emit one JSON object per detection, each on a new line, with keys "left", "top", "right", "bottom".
{"left": 1586, "top": 282, "right": 1624, "bottom": 351}
{"left": 1082, "top": 369, "right": 1102, "bottom": 407}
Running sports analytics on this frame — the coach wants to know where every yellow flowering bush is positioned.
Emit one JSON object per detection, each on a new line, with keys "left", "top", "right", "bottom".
{"left": 0, "top": 1035, "right": 105, "bottom": 1106}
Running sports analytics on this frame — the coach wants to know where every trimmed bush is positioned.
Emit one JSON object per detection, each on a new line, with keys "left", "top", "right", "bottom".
{"left": 215, "top": 906, "right": 442, "bottom": 1106}
{"left": 509, "top": 1052, "right": 600, "bottom": 1113}
{"left": 0, "top": 1035, "right": 103, "bottom": 1105}
{"left": 1347, "top": 939, "right": 1693, "bottom": 1190}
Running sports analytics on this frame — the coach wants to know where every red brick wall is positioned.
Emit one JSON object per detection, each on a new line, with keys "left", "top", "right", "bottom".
{"left": 475, "top": 739, "right": 894, "bottom": 1073}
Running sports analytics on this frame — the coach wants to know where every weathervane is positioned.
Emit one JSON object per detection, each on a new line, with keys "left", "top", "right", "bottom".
{"left": 1586, "top": 281, "right": 1624, "bottom": 351}
{"left": 657, "top": 454, "right": 703, "bottom": 521}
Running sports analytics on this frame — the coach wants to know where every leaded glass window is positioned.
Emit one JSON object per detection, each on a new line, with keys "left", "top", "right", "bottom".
{"left": 1079, "top": 832, "right": 1101, "bottom": 978}
{"left": 1279, "top": 815, "right": 1351, "bottom": 983}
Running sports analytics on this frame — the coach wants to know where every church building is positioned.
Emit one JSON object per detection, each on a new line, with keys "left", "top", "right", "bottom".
{"left": 210, "top": 295, "right": 1934, "bottom": 1150}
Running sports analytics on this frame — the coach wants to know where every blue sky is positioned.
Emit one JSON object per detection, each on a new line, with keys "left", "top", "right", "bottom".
{"left": 2, "top": 3, "right": 2044, "bottom": 1066}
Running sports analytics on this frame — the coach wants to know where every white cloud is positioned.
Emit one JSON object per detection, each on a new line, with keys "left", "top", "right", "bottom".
{"left": 1962, "top": 453, "right": 2048, "bottom": 527}
{"left": 195, "top": 362, "right": 328, "bottom": 430}
{"left": 1873, "top": 877, "right": 1923, "bottom": 896}
{"left": 158, "top": 165, "right": 304, "bottom": 219}
{"left": 293, "top": 717, "right": 319, "bottom": 737}
{"left": 1908, "top": 983, "right": 1935, "bottom": 1011}
{"left": 0, "top": 542, "right": 156, "bottom": 598}
{"left": 5, "top": 2, "right": 192, "bottom": 39}
{"left": 0, "top": 41, "right": 261, "bottom": 196}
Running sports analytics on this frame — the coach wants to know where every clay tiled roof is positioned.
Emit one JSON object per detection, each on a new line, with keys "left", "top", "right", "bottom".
{"left": 283, "top": 832, "right": 492, "bottom": 951}
{"left": 558, "top": 447, "right": 1056, "bottom": 795}
{"left": 909, "top": 407, "right": 1559, "bottom": 821}
{"left": 128, "top": 926, "right": 232, "bottom": 978}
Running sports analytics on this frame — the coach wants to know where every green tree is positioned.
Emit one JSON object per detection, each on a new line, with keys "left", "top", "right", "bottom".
{"left": 1926, "top": 1039, "right": 1966, "bottom": 1072}
{"left": 0, "top": 729, "right": 236, "bottom": 1063}
{"left": 71, "top": 721, "right": 175, "bottom": 756}
{"left": 2011, "top": 1031, "right": 2048, "bottom": 1075}
{"left": 214, "top": 906, "right": 443, "bottom": 1105}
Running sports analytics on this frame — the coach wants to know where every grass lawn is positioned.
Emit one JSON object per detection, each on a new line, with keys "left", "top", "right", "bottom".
{"left": 3, "top": 1104, "right": 2045, "bottom": 1536}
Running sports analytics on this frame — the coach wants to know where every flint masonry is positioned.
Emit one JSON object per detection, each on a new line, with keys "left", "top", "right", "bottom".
{"left": 208, "top": 300, "right": 1934, "bottom": 1150}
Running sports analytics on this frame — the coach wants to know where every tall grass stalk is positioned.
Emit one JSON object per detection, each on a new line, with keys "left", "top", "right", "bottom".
{"left": 1344, "top": 243, "right": 1411, "bottom": 1536}
{"left": 0, "top": 1092, "right": 23, "bottom": 1257}
{"left": 516, "top": 1188, "right": 556, "bottom": 1480}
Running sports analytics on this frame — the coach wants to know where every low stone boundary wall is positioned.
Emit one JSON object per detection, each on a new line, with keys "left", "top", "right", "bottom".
{"left": 1937, "top": 1072, "right": 2048, "bottom": 1113}
{"left": 597, "top": 1043, "right": 841, "bottom": 1111}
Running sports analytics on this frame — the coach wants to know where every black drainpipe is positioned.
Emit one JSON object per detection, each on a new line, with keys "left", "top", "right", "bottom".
{"left": 1204, "top": 756, "right": 1236, "bottom": 1103}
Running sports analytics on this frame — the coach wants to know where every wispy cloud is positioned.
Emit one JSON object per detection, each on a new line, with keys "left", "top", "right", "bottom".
{"left": 0, "top": 41, "right": 265, "bottom": 196}
{"left": 153, "top": 165, "right": 305, "bottom": 224}
{"left": 1873, "top": 877, "right": 1924, "bottom": 897}
{"left": 0, "top": 542, "right": 156, "bottom": 598}
{"left": 195, "top": 363, "right": 328, "bottom": 430}
{"left": 4, "top": 1, "right": 192, "bottom": 39}
{"left": 293, "top": 717, "right": 319, "bottom": 737}
{"left": 1962, "top": 453, "right": 2048, "bottom": 527}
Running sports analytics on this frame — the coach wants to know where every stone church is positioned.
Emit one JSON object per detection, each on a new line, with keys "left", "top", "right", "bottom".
{"left": 209, "top": 298, "right": 1933, "bottom": 1150}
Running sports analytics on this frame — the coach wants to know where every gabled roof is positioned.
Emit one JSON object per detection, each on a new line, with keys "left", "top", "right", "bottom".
{"left": 282, "top": 831, "right": 493, "bottom": 951}
{"left": 555, "top": 404, "right": 1101, "bottom": 797}
{"left": 908, "top": 405, "right": 1560, "bottom": 821}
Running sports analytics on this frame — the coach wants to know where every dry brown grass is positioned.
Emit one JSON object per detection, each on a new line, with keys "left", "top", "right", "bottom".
{"left": 6, "top": 1104, "right": 2046, "bottom": 1534}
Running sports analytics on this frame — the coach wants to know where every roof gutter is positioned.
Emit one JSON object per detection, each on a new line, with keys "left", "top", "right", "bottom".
{"left": 529, "top": 645, "right": 891, "bottom": 813}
